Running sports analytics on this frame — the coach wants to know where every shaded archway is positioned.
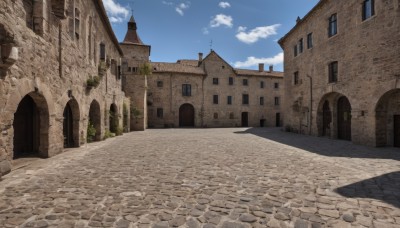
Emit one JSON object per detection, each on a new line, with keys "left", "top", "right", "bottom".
{"left": 88, "top": 100, "right": 101, "bottom": 142}
{"left": 375, "top": 89, "right": 400, "bottom": 147}
{"left": 13, "top": 92, "right": 49, "bottom": 159}
{"left": 179, "top": 103, "right": 195, "bottom": 127}
{"left": 322, "top": 101, "right": 331, "bottom": 137}
{"left": 109, "top": 103, "right": 118, "bottom": 133}
{"left": 337, "top": 96, "right": 352, "bottom": 141}
{"left": 63, "top": 99, "right": 80, "bottom": 148}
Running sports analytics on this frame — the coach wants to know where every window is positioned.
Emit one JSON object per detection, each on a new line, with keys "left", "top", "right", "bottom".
{"left": 307, "top": 33, "right": 313, "bottom": 49}
{"left": 227, "top": 96, "right": 232, "bottom": 105}
{"left": 128, "top": 67, "right": 132, "bottom": 72}
{"left": 157, "top": 81, "right": 163, "bottom": 87}
{"left": 362, "top": 0, "right": 375, "bottom": 21}
{"left": 229, "top": 77, "right": 234, "bottom": 85}
{"left": 214, "top": 113, "right": 219, "bottom": 119}
{"left": 213, "top": 78, "right": 219, "bottom": 85}
{"left": 298, "top": 38, "right": 303, "bottom": 53}
{"left": 260, "top": 97, "right": 264, "bottom": 106}
{"left": 182, "top": 84, "right": 192, "bottom": 96}
{"left": 294, "top": 45, "right": 298, "bottom": 57}
{"left": 229, "top": 113, "right": 234, "bottom": 119}
{"left": 157, "top": 108, "right": 163, "bottom": 118}
{"left": 213, "top": 95, "right": 219, "bottom": 104}
{"left": 329, "top": 61, "right": 338, "bottom": 83}
{"left": 274, "top": 97, "right": 280, "bottom": 106}
{"left": 132, "top": 67, "right": 138, "bottom": 73}
{"left": 243, "top": 79, "right": 248, "bottom": 86}
{"left": 100, "top": 43, "right": 106, "bottom": 61}
{"left": 242, "top": 94, "right": 249, "bottom": 105}
{"left": 274, "top": 83, "right": 279, "bottom": 89}
{"left": 117, "top": 66, "right": 121, "bottom": 80}
{"left": 328, "top": 14, "right": 337, "bottom": 37}
{"left": 294, "top": 71, "right": 299, "bottom": 85}
{"left": 222, "top": 66, "right": 225, "bottom": 69}
{"left": 260, "top": 81, "right": 264, "bottom": 88}
{"left": 74, "top": 8, "right": 80, "bottom": 40}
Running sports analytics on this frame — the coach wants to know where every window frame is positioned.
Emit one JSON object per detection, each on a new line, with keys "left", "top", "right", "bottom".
{"left": 157, "top": 81, "right": 163, "bottom": 88}
{"left": 212, "top": 78, "right": 219, "bottom": 85}
{"left": 227, "top": 96, "right": 232, "bottom": 105}
{"left": 182, "top": 84, "right": 192, "bottom": 96}
{"left": 274, "top": 97, "right": 280, "bottom": 106}
{"left": 294, "top": 71, "right": 299, "bottom": 85}
{"left": 307, "top": 33, "right": 313, "bottom": 49}
{"left": 260, "top": 81, "right": 264, "bottom": 88}
{"left": 260, "top": 97, "right": 264, "bottom": 106}
{"left": 294, "top": 45, "right": 298, "bottom": 57}
{"left": 274, "top": 82, "right": 279, "bottom": 89}
{"left": 242, "top": 94, "right": 249, "bottom": 105}
{"left": 213, "top": 95, "right": 219, "bottom": 104}
{"left": 243, "top": 79, "right": 248, "bottom": 86}
{"left": 298, "top": 38, "right": 304, "bottom": 53}
{"left": 157, "top": 108, "right": 163, "bottom": 119}
{"left": 328, "top": 61, "right": 338, "bottom": 83}
{"left": 328, "top": 13, "right": 338, "bottom": 37}
{"left": 228, "top": 77, "right": 234, "bottom": 85}
{"left": 362, "top": 0, "right": 375, "bottom": 21}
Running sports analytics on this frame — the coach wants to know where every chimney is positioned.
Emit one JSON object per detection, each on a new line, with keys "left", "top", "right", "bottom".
{"left": 269, "top": 65, "right": 274, "bottom": 72}
{"left": 198, "top": 52, "right": 203, "bottom": 62}
{"left": 258, "top": 63, "right": 264, "bottom": 72}
{"left": 296, "top": 16, "right": 301, "bottom": 23}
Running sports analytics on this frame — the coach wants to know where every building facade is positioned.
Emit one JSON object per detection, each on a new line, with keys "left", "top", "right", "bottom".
{"left": 0, "top": 0, "right": 129, "bottom": 177}
{"left": 279, "top": 0, "right": 400, "bottom": 147}
{"left": 147, "top": 51, "right": 284, "bottom": 128}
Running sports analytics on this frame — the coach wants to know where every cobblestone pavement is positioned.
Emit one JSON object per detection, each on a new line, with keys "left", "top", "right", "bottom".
{"left": 1, "top": 128, "right": 400, "bottom": 228}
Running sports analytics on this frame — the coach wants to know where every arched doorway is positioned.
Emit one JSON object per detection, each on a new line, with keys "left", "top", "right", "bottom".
{"left": 88, "top": 100, "right": 101, "bottom": 142}
{"left": 63, "top": 99, "right": 80, "bottom": 148}
{"left": 13, "top": 92, "right": 49, "bottom": 159}
{"left": 375, "top": 89, "right": 400, "bottom": 147}
{"left": 109, "top": 103, "right": 118, "bottom": 133}
{"left": 179, "top": 104, "right": 195, "bottom": 127}
{"left": 337, "top": 96, "right": 352, "bottom": 141}
{"left": 322, "top": 101, "right": 331, "bottom": 136}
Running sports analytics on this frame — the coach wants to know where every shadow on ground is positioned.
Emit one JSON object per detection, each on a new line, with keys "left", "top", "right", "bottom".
{"left": 234, "top": 127, "right": 400, "bottom": 160}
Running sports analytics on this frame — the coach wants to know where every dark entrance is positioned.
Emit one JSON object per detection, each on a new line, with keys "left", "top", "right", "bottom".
{"left": 179, "top": 103, "right": 195, "bottom": 127}
{"left": 13, "top": 95, "right": 39, "bottom": 158}
{"left": 322, "top": 101, "right": 331, "bottom": 136}
{"left": 241, "top": 112, "right": 249, "bottom": 127}
{"left": 275, "top": 113, "right": 281, "bottom": 127}
{"left": 63, "top": 102, "right": 74, "bottom": 147}
{"left": 109, "top": 104, "right": 118, "bottom": 133}
{"left": 89, "top": 100, "right": 101, "bottom": 141}
{"left": 260, "top": 119, "right": 266, "bottom": 127}
{"left": 337, "top": 96, "right": 352, "bottom": 140}
{"left": 394, "top": 115, "right": 400, "bottom": 147}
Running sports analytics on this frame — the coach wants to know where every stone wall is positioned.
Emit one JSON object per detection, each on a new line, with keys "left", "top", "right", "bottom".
{"left": 279, "top": 0, "right": 400, "bottom": 146}
{"left": 0, "top": 0, "right": 128, "bottom": 177}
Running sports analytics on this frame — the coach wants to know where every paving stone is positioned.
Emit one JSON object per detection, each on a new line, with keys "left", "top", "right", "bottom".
{"left": 294, "top": 219, "right": 309, "bottom": 228}
{"left": 239, "top": 213, "right": 258, "bottom": 223}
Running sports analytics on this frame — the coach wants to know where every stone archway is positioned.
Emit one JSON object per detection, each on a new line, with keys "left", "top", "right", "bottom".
{"left": 109, "top": 103, "right": 118, "bottom": 133}
{"left": 88, "top": 100, "right": 102, "bottom": 142}
{"left": 13, "top": 92, "right": 49, "bottom": 159}
{"left": 179, "top": 103, "right": 195, "bottom": 127}
{"left": 63, "top": 99, "right": 80, "bottom": 148}
{"left": 375, "top": 89, "right": 400, "bottom": 147}
{"left": 317, "top": 92, "right": 352, "bottom": 141}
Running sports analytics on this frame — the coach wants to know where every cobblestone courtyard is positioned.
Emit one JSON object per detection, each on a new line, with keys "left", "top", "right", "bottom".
{"left": 1, "top": 128, "right": 400, "bottom": 228}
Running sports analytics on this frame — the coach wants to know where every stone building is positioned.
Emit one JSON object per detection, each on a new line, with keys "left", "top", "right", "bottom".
{"left": 279, "top": 0, "right": 400, "bottom": 147}
{"left": 0, "top": 0, "right": 130, "bottom": 177}
{"left": 147, "top": 51, "right": 284, "bottom": 128}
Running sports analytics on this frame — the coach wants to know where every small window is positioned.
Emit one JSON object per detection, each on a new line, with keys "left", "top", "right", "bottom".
{"left": 157, "top": 81, "right": 163, "bottom": 87}
{"left": 128, "top": 67, "right": 132, "bottom": 72}
{"left": 229, "top": 113, "right": 234, "bottom": 119}
{"left": 157, "top": 108, "right": 163, "bottom": 118}
{"left": 214, "top": 113, "right": 218, "bottom": 119}
{"left": 227, "top": 96, "right": 232, "bottom": 105}
{"left": 100, "top": 43, "right": 106, "bottom": 61}
{"left": 242, "top": 94, "right": 249, "bottom": 105}
{"left": 213, "top": 78, "right": 219, "bottom": 85}
{"left": 222, "top": 66, "right": 225, "bottom": 69}
{"left": 298, "top": 38, "right": 303, "bottom": 53}
{"left": 274, "top": 83, "right": 279, "bottom": 89}
{"left": 328, "top": 14, "right": 337, "bottom": 37}
{"left": 307, "top": 33, "right": 313, "bottom": 49}
{"left": 213, "top": 95, "right": 219, "bottom": 104}
{"left": 294, "top": 71, "right": 299, "bottom": 85}
{"left": 260, "top": 81, "right": 264, "bottom": 88}
{"left": 274, "top": 97, "right": 280, "bottom": 106}
{"left": 229, "top": 77, "right": 234, "bottom": 85}
{"left": 243, "top": 79, "right": 248, "bottom": 86}
{"left": 329, "top": 61, "right": 338, "bottom": 83}
{"left": 182, "top": 84, "right": 192, "bottom": 96}
{"left": 260, "top": 97, "right": 264, "bottom": 106}
{"left": 294, "top": 45, "right": 298, "bottom": 57}
{"left": 132, "top": 67, "right": 138, "bottom": 73}
{"left": 362, "top": 0, "right": 375, "bottom": 21}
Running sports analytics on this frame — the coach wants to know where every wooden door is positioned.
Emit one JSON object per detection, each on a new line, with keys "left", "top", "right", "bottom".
{"left": 394, "top": 115, "right": 400, "bottom": 147}
{"left": 179, "top": 104, "right": 195, "bottom": 127}
{"left": 337, "top": 97, "right": 352, "bottom": 140}
{"left": 322, "top": 101, "right": 331, "bottom": 136}
{"left": 63, "top": 103, "right": 74, "bottom": 148}
{"left": 241, "top": 112, "right": 249, "bottom": 127}
{"left": 276, "top": 113, "right": 281, "bottom": 127}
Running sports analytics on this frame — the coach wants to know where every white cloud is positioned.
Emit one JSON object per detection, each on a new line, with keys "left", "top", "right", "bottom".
{"left": 219, "top": 2, "right": 231, "bottom": 8}
{"left": 233, "top": 52, "right": 284, "bottom": 68}
{"left": 210, "top": 14, "right": 233, "bottom": 28}
{"left": 175, "top": 2, "right": 190, "bottom": 16}
{"left": 236, "top": 24, "right": 281, "bottom": 44}
{"left": 202, "top": 27, "right": 210, "bottom": 35}
{"left": 162, "top": 1, "right": 174, "bottom": 6}
{"left": 103, "top": 0, "right": 129, "bottom": 23}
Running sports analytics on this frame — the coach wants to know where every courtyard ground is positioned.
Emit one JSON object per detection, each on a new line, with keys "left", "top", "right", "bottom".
{"left": 0, "top": 128, "right": 400, "bottom": 228}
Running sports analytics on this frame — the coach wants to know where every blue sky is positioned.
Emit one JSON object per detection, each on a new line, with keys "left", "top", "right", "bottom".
{"left": 103, "top": 0, "right": 319, "bottom": 71}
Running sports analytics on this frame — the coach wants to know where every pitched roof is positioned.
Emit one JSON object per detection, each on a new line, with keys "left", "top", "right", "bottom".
{"left": 235, "top": 69, "right": 284, "bottom": 78}
{"left": 122, "top": 15, "right": 143, "bottom": 44}
{"left": 152, "top": 62, "right": 206, "bottom": 75}
{"left": 176, "top": 60, "right": 199, "bottom": 67}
